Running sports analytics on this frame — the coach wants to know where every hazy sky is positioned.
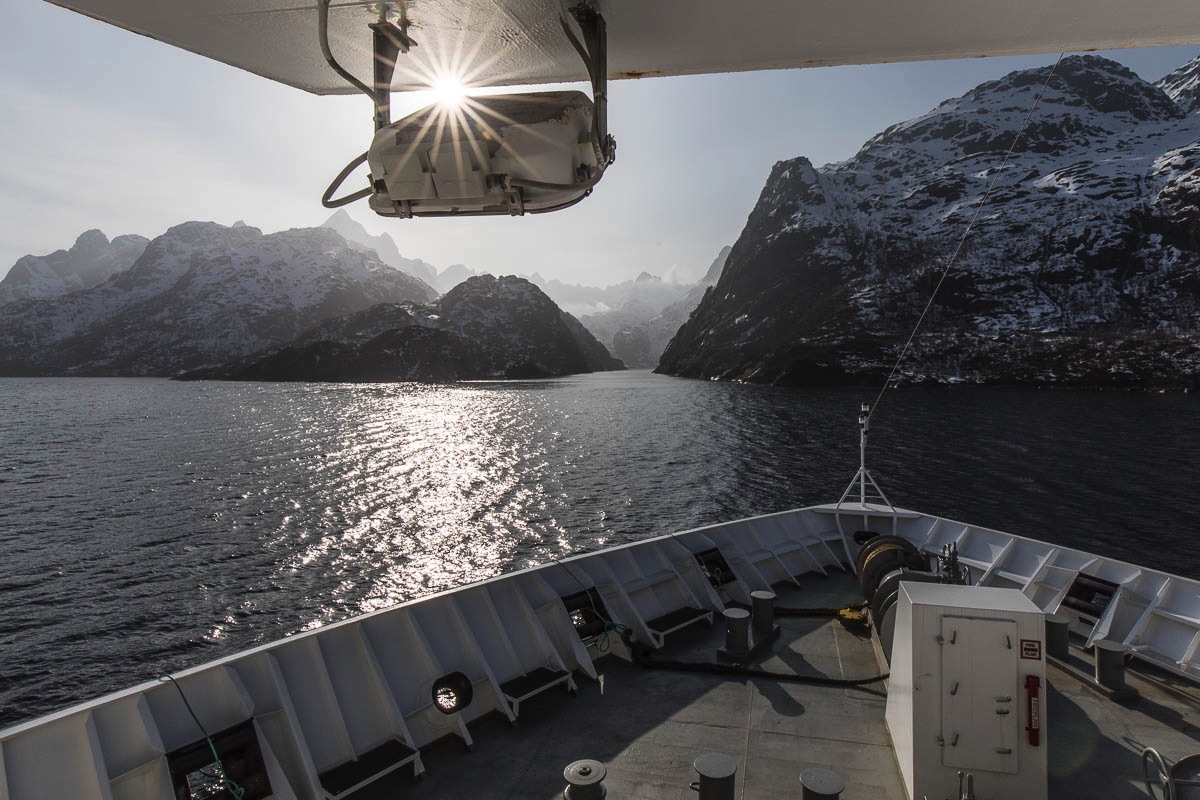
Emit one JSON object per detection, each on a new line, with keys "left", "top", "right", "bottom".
{"left": 1, "top": 3, "right": 1196, "bottom": 287}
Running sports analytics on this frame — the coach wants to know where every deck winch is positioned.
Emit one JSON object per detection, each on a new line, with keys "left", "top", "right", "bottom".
{"left": 855, "top": 533, "right": 968, "bottom": 663}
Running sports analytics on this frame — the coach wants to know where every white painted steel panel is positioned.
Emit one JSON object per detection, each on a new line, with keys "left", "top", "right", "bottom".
{"left": 0, "top": 741, "right": 9, "bottom": 800}
{"left": 47, "top": 0, "right": 1200, "bottom": 96}
{"left": 940, "top": 616, "right": 1019, "bottom": 774}
{"left": 107, "top": 759, "right": 172, "bottom": 800}
{"left": 315, "top": 624, "right": 400, "bottom": 754}
{"left": 271, "top": 638, "right": 355, "bottom": 772}
{"left": 887, "top": 583, "right": 1048, "bottom": 800}
{"left": 143, "top": 668, "right": 252, "bottom": 752}
{"left": 2, "top": 715, "right": 108, "bottom": 800}
{"left": 88, "top": 695, "right": 163, "bottom": 783}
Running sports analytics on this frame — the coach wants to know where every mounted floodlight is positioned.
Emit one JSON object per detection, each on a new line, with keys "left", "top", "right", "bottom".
{"left": 432, "top": 671, "right": 474, "bottom": 714}
{"left": 318, "top": 1, "right": 615, "bottom": 218}
{"left": 365, "top": 91, "right": 603, "bottom": 216}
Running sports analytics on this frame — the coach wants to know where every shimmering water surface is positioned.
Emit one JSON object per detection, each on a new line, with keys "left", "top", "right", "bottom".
{"left": 1, "top": 373, "right": 1197, "bottom": 727}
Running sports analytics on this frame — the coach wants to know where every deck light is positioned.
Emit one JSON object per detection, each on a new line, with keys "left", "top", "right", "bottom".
{"left": 318, "top": 1, "right": 614, "bottom": 218}
{"left": 432, "top": 671, "right": 473, "bottom": 714}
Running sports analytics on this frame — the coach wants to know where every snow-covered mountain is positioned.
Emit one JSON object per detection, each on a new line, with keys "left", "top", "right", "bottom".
{"left": 180, "top": 275, "right": 624, "bottom": 382}
{"left": 0, "top": 221, "right": 437, "bottom": 376}
{"left": 1158, "top": 55, "right": 1200, "bottom": 115}
{"left": 0, "top": 230, "right": 148, "bottom": 305}
{"left": 320, "top": 210, "right": 441, "bottom": 288}
{"left": 659, "top": 54, "right": 1200, "bottom": 388}
{"left": 319, "top": 209, "right": 720, "bottom": 362}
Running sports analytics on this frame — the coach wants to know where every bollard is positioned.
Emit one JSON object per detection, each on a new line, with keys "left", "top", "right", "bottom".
{"left": 1044, "top": 613, "right": 1070, "bottom": 661}
{"left": 1094, "top": 640, "right": 1128, "bottom": 690}
{"left": 723, "top": 608, "right": 750, "bottom": 656}
{"left": 750, "top": 590, "right": 776, "bottom": 636}
{"left": 691, "top": 753, "right": 736, "bottom": 800}
{"left": 799, "top": 767, "right": 845, "bottom": 799}
{"left": 562, "top": 759, "right": 606, "bottom": 800}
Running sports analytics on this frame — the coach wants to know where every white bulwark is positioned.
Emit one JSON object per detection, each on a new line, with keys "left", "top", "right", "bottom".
{"left": 886, "top": 583, "right": 1048, "bottom": 800}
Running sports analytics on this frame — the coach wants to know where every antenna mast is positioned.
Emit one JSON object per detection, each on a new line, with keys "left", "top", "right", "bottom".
{"left": 841, "top": 402, "right": 893, "bottom": 510}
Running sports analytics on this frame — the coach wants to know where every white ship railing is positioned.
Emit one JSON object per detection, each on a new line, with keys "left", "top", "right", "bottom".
{"left": 1, "top": 505, "right": 1197, "bottom": 800}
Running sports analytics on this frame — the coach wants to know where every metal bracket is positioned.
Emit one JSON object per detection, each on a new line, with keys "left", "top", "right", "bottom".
{"left": 562, "top": 4, "right": 615, "bottom": 167}
{"left": 500, "top": 177, "right": 525, "bottom": 216}
{"left": 317, "top": 0, "right": 418, "bottom": 132}
{"left": 368, "top": 16, "right": 418, "bottom": 130}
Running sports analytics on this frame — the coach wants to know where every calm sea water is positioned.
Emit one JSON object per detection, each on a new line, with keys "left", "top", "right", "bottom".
{"left": 1, "top": 372, "right": 1196, "bottom": 728}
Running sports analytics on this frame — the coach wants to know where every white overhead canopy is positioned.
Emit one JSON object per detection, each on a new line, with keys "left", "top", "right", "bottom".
{"left": 49, "top": 0, "right": 1200, "bottom": 95}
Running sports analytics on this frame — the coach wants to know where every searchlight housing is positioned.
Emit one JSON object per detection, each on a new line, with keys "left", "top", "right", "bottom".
{"left": 319, "top": 2, "right": 615, "bottom": 218}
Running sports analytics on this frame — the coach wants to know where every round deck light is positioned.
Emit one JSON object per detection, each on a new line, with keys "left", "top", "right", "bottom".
{"left": 432, "top": 671, "right": 473, "bottom": 714}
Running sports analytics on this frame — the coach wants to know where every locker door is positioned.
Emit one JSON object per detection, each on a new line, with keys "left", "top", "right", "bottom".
{"left": 940, "top": 616, "right": 1019, "bottom": 774}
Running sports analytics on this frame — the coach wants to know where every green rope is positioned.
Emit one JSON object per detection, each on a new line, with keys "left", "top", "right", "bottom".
{"left": 159, "top": 674, "right": 246, "bottom": 800}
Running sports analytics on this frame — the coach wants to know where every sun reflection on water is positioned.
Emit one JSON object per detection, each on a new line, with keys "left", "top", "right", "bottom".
{"left": 281, "top": 382, "right": 569, "bottom": 627}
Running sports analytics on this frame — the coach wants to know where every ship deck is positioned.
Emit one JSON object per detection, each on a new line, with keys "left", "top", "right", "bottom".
{"left": 349, "top": 572, "right": 1200, "bottom": 800}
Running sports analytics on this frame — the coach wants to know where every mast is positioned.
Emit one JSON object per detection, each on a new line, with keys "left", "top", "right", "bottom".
{"left": 836, "top": 403, "right": 898, "bottom": 562}
{"left": 859, "top": 402, "right": 869, "bottom": 506}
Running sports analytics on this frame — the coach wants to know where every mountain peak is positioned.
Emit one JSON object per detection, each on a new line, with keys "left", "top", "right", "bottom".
{"left": 702, "top": 246, "right": 732, "bottom": 285}
{"left": 1157, "top": 53, "right": 1200, "bottom": 115}
{"left": 71, "top": 229, "right": 109, "bottom": 254}
{"left": 1047, "top": 55, "right": 1181, "bottom": 120}
{"left": 0, "top": 228, "right": 149, "bottom": 306}
{"left": 320, "top": 209, "right": 440, "bottom": 287}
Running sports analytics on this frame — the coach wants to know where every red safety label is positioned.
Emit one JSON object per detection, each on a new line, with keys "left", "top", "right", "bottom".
{"left": 1020, "top": 639, "right": 1042, "bottom": 660}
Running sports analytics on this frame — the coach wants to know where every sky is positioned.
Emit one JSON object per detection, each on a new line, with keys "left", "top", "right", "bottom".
{"left": 1, "top": 3, "right": 1197, "bottom": 288}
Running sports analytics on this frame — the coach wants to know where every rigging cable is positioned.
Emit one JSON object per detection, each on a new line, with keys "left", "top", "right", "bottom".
{"left": 869, "top": 52, "right": 1066, "bottom": 418}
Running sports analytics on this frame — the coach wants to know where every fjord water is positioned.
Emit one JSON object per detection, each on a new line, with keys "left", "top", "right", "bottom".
{"left": 1, "top": 372, "right": 1196, "bottom": 728}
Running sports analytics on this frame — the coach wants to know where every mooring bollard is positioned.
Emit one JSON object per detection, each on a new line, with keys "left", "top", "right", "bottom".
{"left": 751, "top": 590, "right": 776, "bottom": 635}
{"left": 562, "top": 759, "right": 606, "bottom": 800}
{"left": 1094, "top": 640, "right": 1128, "bottom": 690}
{"left": 723, "top": 608, "right": 750, "bottom": 656}
{"left": 691, "top": 753, "right": 736, "bottom": 800}
{"left": 799, "top": 767, "right": 845, "bottom": 799}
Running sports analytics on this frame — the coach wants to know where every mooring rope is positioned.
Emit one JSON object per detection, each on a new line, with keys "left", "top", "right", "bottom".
{"left": 159, "top": 674, "right": 246, "bottom": 799}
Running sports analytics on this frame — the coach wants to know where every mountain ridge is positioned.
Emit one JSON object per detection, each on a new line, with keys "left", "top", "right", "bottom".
{"left": 0, "top": 229, "right": 149, "bottom": 306}
{"left": 179, "top": 275, "right": 625, "bottom": 382}
{"left": 658, "top": 54, "right": 1200, "bottom": 388}
{"left": 0, "top": 221, "right": 438, "bottom": 376}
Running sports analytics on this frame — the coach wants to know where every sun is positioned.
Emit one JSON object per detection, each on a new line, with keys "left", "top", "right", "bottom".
{"left": 429, "top": 75, "right": 468, "bottom": 108}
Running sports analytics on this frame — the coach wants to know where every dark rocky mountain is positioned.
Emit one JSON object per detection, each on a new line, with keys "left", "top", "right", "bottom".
{"left": 0, "top": 222, "right": 437, "bottom": 376}
{"left": 658, "top": 55, "right": 1200, "bottom": 388}
{"left": 180, "top": 275, "right": 624, "bottom": 382}
{"left": 318, "top": 207, "right": 720, "bottom": 363}
{"left": 0, "top": 230, "right": 149, "bottom": 305}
